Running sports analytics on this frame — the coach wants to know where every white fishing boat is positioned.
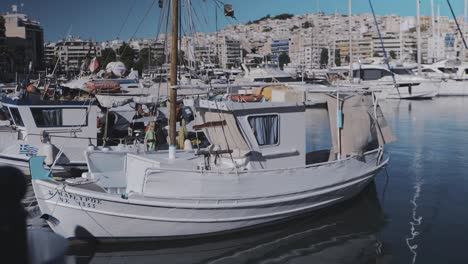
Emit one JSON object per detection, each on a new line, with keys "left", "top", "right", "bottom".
{"left": 67, "top": 183, "right": 386, "bottom": 263}
{"left": 31, "top": 91, "right": 394, "bottom": 239}
{"left": 0, "top": 96, "right": 100, "bottom": 174}
{"left": 0, "top": 95, "right": 148, "bottom": 174}
{"left": 30, "top": 0, "right": 395, "bottom": 240}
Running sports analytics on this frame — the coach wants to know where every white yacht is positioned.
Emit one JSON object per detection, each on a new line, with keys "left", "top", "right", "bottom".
{"left": 236, "top": 64, "right": 301, "bottom": 83}
{"left": 331, "top": 64, "right": 440, "bottom": 99}
{"left": 420, "top": 60, "right": 468, "bottom": 96}
{"left": 30, "top": 91, "right": 395, "bottom": 239}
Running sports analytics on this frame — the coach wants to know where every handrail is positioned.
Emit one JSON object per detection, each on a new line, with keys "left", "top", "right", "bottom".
{"left": 142, "top": 148, "right": 385, "bottom": 175}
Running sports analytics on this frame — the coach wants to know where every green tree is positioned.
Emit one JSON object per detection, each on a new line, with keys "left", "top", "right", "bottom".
{"left": 389, "top": 50, "right": 397, "bottom": 59}
{"left": 98, "top": 48, "right": 117, "bottom": 70}
{"left": 373, "top": 51, "right": 381, "bottom": 57}
{"left": 0, "top": 16, "right": 5, "bottom": 38}
{"left": 335, "top": 49, "right": 341, "bottom": 66}
{"left": 117, "top": 42, "right": 135, "bottom": 70}
{"left": 290, "top": 25, "right": 299, "bottom": 31}
{"left": 273, "top": 13, "right": 294, "bottom": 20}
{"left": 278, "top": 52, "right": 290, "bottom": 70}
{"left": 302, "top": 21, "right": 313, "bottom": 29}
{"left": 320, "top": 48, "right": 329, "bottom": 68}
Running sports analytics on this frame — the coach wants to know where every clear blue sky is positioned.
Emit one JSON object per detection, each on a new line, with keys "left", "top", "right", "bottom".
{"left": 1, "top": 0, "right": 466, "bottom": 42}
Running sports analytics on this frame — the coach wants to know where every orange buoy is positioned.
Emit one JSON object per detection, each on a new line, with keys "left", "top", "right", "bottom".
{"left": 86, "top": 81, "right": 121, "bottom": 94}
{"left": 228, "top": 94, "right": 264, "bottom": 102}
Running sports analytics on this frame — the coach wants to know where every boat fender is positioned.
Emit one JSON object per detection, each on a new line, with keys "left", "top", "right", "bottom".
{"left": 184, "top": 139, "right": 193, "bottom": 151}
{"left": 41, "top": 143, "right": 55, "bottom": 167}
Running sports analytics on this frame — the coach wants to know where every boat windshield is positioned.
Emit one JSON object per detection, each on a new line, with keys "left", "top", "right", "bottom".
{"left": 6, "top": 107, "right": 25, "bottom": 127}
{"left": 438, "top": 67, "right": 458, "bottom": 74}
{"left": 391, "top": 68, "right": 414, "bottom": 75}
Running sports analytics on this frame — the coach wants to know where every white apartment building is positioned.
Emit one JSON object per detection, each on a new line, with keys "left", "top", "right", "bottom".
{"left": 218, "top": 36, "right": 241, "bottom": 68}
{"left": 47, "top": 37, "right": 102, "bottom": 73}
{"left": 128, "top": 39, "right": 165, "bottom": 62}
{"left": 3, "top": 6, "right": 44, "bottom": 70}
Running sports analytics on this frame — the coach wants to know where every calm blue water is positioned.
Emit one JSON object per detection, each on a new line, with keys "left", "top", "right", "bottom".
{"left": 65, "top": 97, "right": 468, "bottom": 263}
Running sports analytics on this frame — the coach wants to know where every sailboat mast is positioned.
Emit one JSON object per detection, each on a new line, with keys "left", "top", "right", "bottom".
{"left": 431, "top": 0, "right": 435, "bottom": 62}
{"left": 169, "top": 0, "right": 179, "bottom": 148}
{"left": 348, "top": 0, "right": 353, "bottom": 80}
{"left": 465, "top": 0, "right": 468, "bottom": 61}
{"left": 416, "top": 0, "right": 422, "bottom": 74}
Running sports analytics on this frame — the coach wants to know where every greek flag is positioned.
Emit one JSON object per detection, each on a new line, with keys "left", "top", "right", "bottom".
{"left": 20, "top": 144, "right": 38, "bottom": 157}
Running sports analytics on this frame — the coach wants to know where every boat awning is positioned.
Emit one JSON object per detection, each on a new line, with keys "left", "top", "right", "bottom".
{"left": 196, "top": 111, "right": 250, "bottom": 157}
{"left": 326, "top": 94, "right": 396, "bottom": 158}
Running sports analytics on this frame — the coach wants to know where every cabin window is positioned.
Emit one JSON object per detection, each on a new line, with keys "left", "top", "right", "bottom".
{"left": 359, "top": 69, "right": 392, "bottom": 81}
{"left": 438, "top": 67, "right": 458, "bottom": 74}
{"left": 9, "top": 107, "right": 24, "bottom": 127}
{"left": 31, "top": 108, "right": 88, "bottom": 127}
{"left": 422, "top": 68, "right": 435, "bottom": 73}
{"left": 248, "top": 115, "right": 279, "bottom": 146}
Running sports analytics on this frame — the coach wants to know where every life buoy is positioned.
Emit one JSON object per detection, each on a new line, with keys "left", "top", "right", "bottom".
{"left": 228, "top": 94, "right": 264, "bottom": 102}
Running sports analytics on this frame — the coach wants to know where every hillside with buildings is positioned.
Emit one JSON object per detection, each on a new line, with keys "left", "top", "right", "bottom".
{"left": 2, "top": 5, "right": 468, "bottom": 80}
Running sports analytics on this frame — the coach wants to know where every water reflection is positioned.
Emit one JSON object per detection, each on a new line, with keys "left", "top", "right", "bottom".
{"left": 66, "top": 182, "right": 389, "bottom": 264}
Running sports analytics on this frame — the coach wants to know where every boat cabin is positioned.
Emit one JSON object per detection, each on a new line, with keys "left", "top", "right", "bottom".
{"left": 0, "top": 97, "right": 99, "bottom": 170}
{"left": 187, "top": 93, "right": 393, "bottom": 170}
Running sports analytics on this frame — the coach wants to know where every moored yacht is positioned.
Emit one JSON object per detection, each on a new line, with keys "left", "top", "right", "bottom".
{"left": 236, "top": 63, "right": 301, "bottom": 83}
{"left": 330, "top": 64, "right": 440, "bottom": 99}
{"left": 420, "top": 60, "right": 468, "bottom": 96}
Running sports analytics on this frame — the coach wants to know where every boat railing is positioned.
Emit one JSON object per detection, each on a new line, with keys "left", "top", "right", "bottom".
{"left": 142, "top": 147, "right": 386, "bottom": 175}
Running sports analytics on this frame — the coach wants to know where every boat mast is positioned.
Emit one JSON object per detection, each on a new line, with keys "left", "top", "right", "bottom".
{"left": 431, "top": 0, "right": 435, "bottom": 62}
{"left": 348, "top": 0, "right": 353, "bottom": 80}
{"left": 169, "top": 0, "right": 179, "bottom": 157}
{"left": 465, "top": 0, "right": 468, "bottom": 61}
{"left": 416, "top": 0, "right": 422, "bottom": 74}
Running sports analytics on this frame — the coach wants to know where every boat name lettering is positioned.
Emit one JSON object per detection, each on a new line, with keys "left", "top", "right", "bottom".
{"left": 50, "top": 190, "right": 103, "bottom": 208}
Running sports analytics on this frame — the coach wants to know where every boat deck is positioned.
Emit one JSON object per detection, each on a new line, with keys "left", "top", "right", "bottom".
{"left": 132, "top": 150, "right": 203, "bottom": 171}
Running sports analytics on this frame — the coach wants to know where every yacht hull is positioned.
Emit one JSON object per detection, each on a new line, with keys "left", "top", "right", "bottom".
{"left": 373, "top": 81, "right": 439, "bottom": 99}
{"left": 32, "top": 152, "right": 387, "bottom": 239}
{"left": 438, "top": 80, "right": 468, "bottom": 96}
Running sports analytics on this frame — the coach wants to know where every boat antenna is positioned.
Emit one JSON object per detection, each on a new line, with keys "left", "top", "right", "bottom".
{"left": 169, "top": 0, "right": 179, "bottom": 159}
{"left": 446, "top": 0, "right": 468, "bottom": 49}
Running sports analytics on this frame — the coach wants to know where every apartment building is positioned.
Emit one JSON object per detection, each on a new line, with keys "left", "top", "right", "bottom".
{"left": 217, "top": 36, "right": 241, "bottom": 69}
{"left": 46, "top": 37, "right": 102, "bottom": 73}
{"left": 2, "top": 5, "right": 44, "bottom": 71}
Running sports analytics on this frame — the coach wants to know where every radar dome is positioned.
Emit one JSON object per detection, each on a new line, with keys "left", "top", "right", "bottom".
{"left": 106, "top": 61, "right": 127, "bottom": 77}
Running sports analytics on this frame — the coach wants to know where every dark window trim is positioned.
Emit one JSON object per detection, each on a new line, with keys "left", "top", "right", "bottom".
{"left": 247, "top": 114, "right": 280, "bottom": 147}
{"left": 8, "top": 107, "right": 24, "bottom": 127}
{"left": 30, "top": 107, "right": 88, "bottom": 128}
